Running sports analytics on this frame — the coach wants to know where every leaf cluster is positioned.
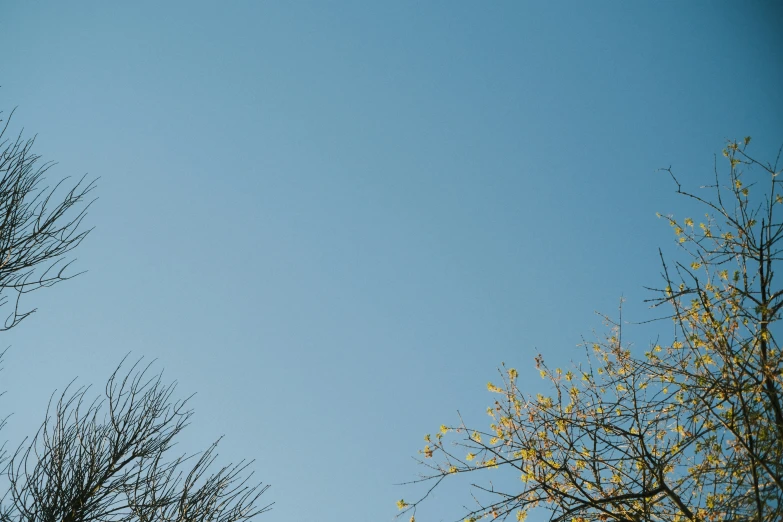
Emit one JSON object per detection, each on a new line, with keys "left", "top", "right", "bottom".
{"left": 402, "top": 138, "right": 783, "bottom": 522}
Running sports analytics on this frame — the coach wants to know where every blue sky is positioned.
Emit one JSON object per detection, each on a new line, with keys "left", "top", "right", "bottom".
{"left": 1, "top": 2, "right": 781, "bottom": 521}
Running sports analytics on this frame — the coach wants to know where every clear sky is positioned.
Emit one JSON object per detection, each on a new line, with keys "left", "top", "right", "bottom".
{"left": 1, "top": 2, "right": 781, "bottom": 521}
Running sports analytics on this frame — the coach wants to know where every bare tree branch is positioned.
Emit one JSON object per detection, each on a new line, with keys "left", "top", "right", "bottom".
{"left": 0, "top": 108, "right": 95, "bottom": 330}
{"left": 1, "top": 358, "right": 271, "bottom": 522}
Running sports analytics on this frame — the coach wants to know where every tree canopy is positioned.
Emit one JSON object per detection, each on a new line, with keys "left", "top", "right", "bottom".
{"left": 401, "top": 138, "right": 783, "bottom": 522}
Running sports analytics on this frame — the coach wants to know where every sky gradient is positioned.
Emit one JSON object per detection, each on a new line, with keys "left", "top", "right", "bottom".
{"left": 1, "top": 2, "right": 782, "bottom": 521}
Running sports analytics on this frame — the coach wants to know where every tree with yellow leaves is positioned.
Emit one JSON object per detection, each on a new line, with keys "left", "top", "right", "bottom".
{"left": 400, "top": 138, "right": 783, "bottom": 522}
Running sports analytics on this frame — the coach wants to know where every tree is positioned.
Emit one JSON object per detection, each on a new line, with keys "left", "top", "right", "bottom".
{"left": 400, "top": 138, "right": 783, "bottom": 522}
{"left": 0, "top": 109, "right": 271, "bottom": 522}
{"left": 0, "top": 108, "right": 95, "bottom": 330}
{"left": 1, "top": 358, "right": 271, "bottom": 522}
